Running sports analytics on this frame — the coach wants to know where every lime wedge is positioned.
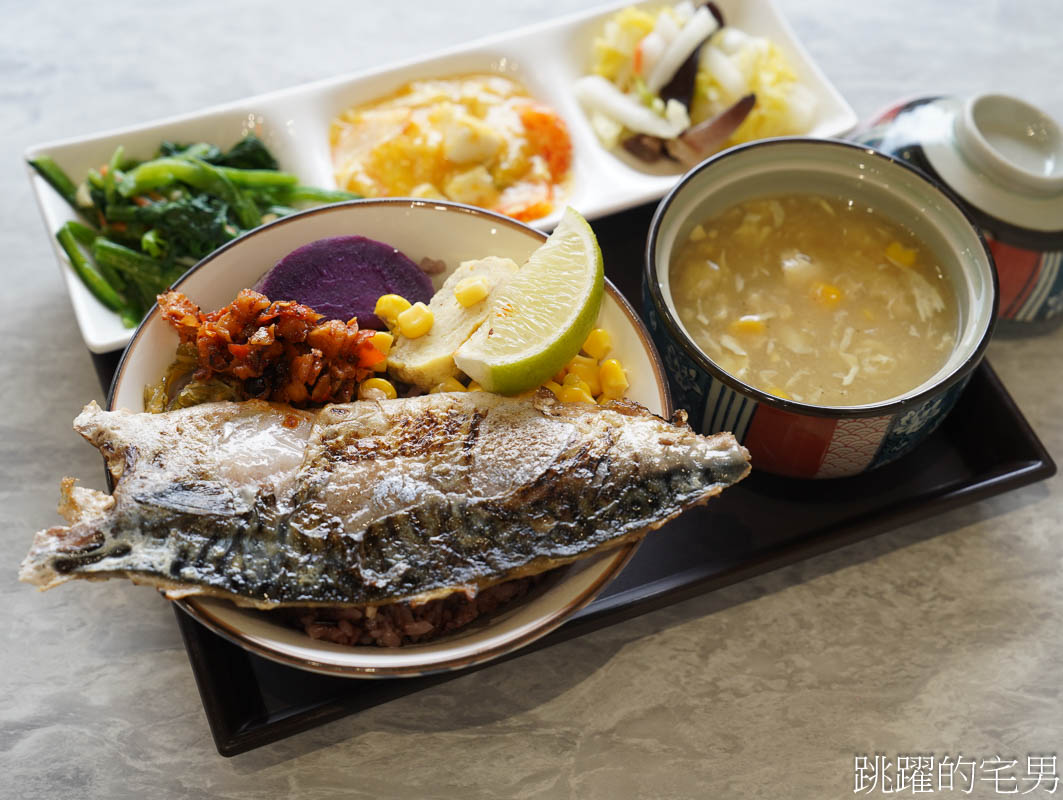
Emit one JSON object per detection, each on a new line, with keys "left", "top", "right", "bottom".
{"left": 454, "top": 208, "right": 604, "bottom": 395}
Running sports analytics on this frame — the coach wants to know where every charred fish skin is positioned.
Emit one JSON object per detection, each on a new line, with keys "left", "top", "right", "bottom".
{"left": 300, "top": 395, "right": 750, "bottom": 605}
{"left": 20, "top": 392, "right": 750, "bottom": 608}
{"left": 17, "top": 400, "right": 318, "bottom": 599}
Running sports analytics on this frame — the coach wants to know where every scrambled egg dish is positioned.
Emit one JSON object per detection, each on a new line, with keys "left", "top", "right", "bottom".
{"left": 330, "top": 75, "right": 572, "bottom": 222}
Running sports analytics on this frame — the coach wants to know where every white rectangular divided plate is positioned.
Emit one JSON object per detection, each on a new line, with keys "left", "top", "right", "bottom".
{"left": 24, "top": 0, "right": 857, "bottom": 353}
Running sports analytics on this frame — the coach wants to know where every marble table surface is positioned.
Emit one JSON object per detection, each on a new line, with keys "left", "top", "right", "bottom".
{"left": 2, "top": 1, "right": 1060, "bottom": 797}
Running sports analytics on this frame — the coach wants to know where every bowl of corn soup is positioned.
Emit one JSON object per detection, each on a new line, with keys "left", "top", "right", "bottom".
{"left": 643, "top": 137, "right": 998, "bottom": 479}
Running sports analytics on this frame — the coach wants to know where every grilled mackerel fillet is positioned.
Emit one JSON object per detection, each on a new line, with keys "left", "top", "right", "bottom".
{"left": 20, "top": 392, "right": 749, "bottom": 608}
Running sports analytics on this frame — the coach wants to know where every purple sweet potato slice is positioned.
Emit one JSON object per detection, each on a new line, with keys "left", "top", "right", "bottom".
{"left": 258, "top": 236, "right": 434, "bottom": 329}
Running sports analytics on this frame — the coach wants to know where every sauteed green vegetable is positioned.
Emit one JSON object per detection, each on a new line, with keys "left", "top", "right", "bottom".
{"left": 29, "top": 135, "right": 358, "bottom": 327}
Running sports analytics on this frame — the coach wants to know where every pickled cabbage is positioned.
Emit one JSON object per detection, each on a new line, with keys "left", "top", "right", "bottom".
{"left": 584, "top": 1, "right": 816, "bottom": 153}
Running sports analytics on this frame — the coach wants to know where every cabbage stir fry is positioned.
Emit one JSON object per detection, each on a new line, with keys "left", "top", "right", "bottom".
{"left": 575, "top": 1, "right": 817, "bottom": 167}
{"left": 29, "top": 135, "right": 358, "bottom": 327}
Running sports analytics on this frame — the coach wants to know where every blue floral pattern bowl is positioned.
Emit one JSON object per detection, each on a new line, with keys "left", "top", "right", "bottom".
{"left": 643, "top": 138, "right": 998, "bottom": 479}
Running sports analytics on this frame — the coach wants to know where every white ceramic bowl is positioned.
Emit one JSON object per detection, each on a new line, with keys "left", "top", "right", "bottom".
{"left": 108, "top": 199, "right": 669, "bottom": 677}
{"left": 26, "top": 0, "right": 857, "bottom": 354}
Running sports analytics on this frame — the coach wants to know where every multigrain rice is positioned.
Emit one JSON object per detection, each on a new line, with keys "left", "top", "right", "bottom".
{"left": 289, "top": 575, "right": 544, "bottom": 648}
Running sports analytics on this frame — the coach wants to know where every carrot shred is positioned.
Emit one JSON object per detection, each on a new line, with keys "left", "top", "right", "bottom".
{"left": 518, "top": 103, "right": 572, "bottom": 181}
{"left": 357, "top": 338, "right": 388, "bottom": 369}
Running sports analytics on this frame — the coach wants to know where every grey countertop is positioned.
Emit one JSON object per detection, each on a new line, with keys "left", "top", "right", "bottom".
{"left": 2, "top": 1, "right": 1061, "bottom": 797}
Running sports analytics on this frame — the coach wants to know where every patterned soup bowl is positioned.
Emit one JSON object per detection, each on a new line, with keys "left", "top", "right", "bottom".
{"left": 643, "top": 138, "right": 998, "bottom": 479}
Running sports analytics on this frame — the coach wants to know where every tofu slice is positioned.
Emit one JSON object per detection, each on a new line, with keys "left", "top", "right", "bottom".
{"left": 388, "top": 256, "right": 520, "bottom": 389}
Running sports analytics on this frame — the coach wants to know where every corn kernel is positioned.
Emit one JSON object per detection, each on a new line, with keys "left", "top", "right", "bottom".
{"left": 396, "top": 301, "right": 434, "bottom": 338}
{"left": 374, "top": 294, "right": 411, "bottom": 327}
{"left": 566, "top": 354, "right": 602, "bottom": 395}
{"left": 559, "top": 386, "right": 595, "bottom": 404}
{"left": 767, "top": 386, "right": 791, "bottom": 400}
{"left": 561, "top": 372, "right": 592, "bottom": 395}
{"left": 811, "top": 282, "right": 843, "bottom": 308}
{"left": 582, "top": 328, "right": 612, "bottom": 360}
{"left": 885, "top": 241, "right": 917, "bottom": 267}
{"left": 370, "top": 330, "right": 394, "bottom": 356}
{"left": 542, "top": 380, "right": 563, "bottom": 399}
{"left": 729, "top": 316, "right": 766, "bottom": 335}
{"left": 453, "top": 275, "right": 490, "bottom": 307}
{"left": 358, "top": 377, "right": 398, "bottom": 400}
{"left": 599, "top": 358, "right": 628, "bottom": 398}
{"left": 552, "top": 367, "right": 568, "bottom": 384}
{"left": 429, "top": 376, "right": 467, "bottom": 393}
{"left": 467, "top": 381, "right": 484, "bottom": 392}
{"left": 370, "top": 331, "right": 394, "bottom": 371}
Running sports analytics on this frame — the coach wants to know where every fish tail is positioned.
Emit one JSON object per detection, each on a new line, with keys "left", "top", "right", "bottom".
{"left": 18, "top": 522, "right": 108, "bottom": 590}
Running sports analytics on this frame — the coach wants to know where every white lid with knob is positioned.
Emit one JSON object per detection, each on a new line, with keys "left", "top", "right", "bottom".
{"left": 923, "top": 93, "right": 1063, "bottom": 232}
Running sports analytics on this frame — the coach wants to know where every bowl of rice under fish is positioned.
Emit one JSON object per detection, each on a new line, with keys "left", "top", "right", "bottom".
{"left": 20, "top": 199, "right": 752, "bottom": 677}
{"left": 643, "top": 137, "right": 998, "bottom": 479}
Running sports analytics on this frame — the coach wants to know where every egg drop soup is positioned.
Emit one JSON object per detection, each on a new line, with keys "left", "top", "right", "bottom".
{"left": 669, "top": 193, "right": 958, "bottom": 406}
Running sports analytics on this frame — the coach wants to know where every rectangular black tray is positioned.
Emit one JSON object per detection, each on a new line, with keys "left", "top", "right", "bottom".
{"left": 92, "top": 203, "right": 1055, "bottom": 756}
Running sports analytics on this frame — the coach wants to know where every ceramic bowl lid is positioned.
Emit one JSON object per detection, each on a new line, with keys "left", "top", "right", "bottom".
{"left": 918, "top": 94, "right": 1063, "bottom": 233}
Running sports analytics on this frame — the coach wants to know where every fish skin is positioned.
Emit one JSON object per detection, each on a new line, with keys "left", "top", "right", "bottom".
{"left": 20, "top": 392, "right": 750, "bottom": 609}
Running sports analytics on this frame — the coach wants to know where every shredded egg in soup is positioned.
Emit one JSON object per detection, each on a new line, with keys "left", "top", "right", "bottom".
{"left": 669, "top": 193, "right": 958, "bottom": 406}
